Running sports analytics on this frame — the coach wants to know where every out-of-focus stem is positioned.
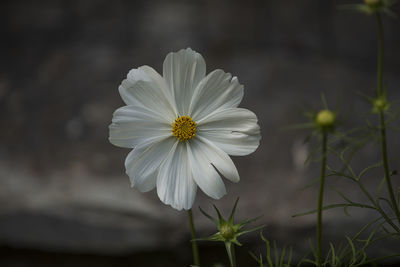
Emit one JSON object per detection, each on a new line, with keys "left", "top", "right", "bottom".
{"left": 375, "top": 13, "right": 400, "bottom": 225}
{"left": 377, "top": 13, "right": 384, "bottom": 96}
{"left": 379, "top": 110, "right": 400, "bottom": 222}
{"left": 317, "top": 132, "right": 328, "bottom": 267}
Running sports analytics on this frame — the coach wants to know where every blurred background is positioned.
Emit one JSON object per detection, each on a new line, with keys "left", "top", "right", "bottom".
{"left": 1, "top": 0, "right": 400, "bottom": 266}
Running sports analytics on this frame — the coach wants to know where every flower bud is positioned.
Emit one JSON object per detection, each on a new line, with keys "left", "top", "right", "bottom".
{"left": 372, "top": 97, "right": 389, "bottom": 112}
{"left": 198, "top": 198, "right": 264, "bottom": 248}
{"left": 364, "top": 0, "right": 382, "bottom": 8}
{"left": 374, "top": 98, "right": 385, "bottom": 109}
{"left": 220, "top": 223, "right": 235, "bottom": 241}
{"left": 316, "top": 110, "right": 335, "bottom": 128}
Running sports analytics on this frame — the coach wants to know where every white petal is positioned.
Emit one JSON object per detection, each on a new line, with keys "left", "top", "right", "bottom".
{"left": 197, "top": 108, "right": 261, "bottom": 156}
{"left": 133, "top": 169, "right": 158, "bottom": 193}
{"left": 187, "top": 139, "right": 227, "bottom": 199}
{"left": 189, "top": 69, "right": 244, "bottom": 121}
{"left": 163, "top": 48, "right": 206, "bottom": 115}
{"left": 125, "top": 136, "right": 176, "bottom": 192}
{"left": 157, "top": 142, "right": 197, "bottom": 210}
{"left": 197, "top": 136, "right": 240, "bottom": 182}
{"left": 118, "top": 66, "right": 177, "bottom": 121}
{"left": 109, "top": 105, "right": 172, "bottom": 148}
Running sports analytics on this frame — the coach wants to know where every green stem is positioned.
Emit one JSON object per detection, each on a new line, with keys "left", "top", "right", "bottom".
{"left": 357, "top": 180, "right": 400, "bottom": 233}
{"left": 379, "top": 110, "right": 400, "bottom": 223}
{"left": 375, "top": 13, "right": 400, "bottom": 225}
{"left": 225, "top": 242, "right": 236, "bottom": 267}
{"left": 188, "top": 209, "right": 200, "bottom": 266}
{"left": 317, "top": 131, "right": 328, "bottom": 267}
{"left": 376, "top": 13, "right": 384, "bottom": 97}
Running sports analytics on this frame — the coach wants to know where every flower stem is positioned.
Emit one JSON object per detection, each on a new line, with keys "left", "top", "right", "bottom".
{"left": 375, "top": 13, "right": 400, "bottom": 225}
{"left": 379, "top": 110, "right": 400, "bottom": 223}
{"left": 376, "top": 13, "right": 384, "bottom": 97}
{"left": 188, "top": 209, "right": 200, "bottom": 266}
{"left": 225, "top": 242, "right": 236, "bottom": 267}
{"left": 317, "top": 131, "right": 328, "bottom": 267}
{"left": 230, "top": 245, "right": 236, "bottom": 267}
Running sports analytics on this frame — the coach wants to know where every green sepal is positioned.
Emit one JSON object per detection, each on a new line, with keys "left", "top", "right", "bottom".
{"left": 228, "top": 197, "right": 239, "bottom": 224}
{"left": 199, "top": 206, "right": 218, "bottom": 226}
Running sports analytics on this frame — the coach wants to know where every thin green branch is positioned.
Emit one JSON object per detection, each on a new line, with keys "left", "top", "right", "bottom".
{"left": 293, "top": 203, "right": 376, "bottom": 217}
{"left": 357, "top": 180, "right": 400, "bottom": 233}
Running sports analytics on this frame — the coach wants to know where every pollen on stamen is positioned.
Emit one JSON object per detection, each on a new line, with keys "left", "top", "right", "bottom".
{"left": 172, "top": 115, "right": 197, "bottom": 142}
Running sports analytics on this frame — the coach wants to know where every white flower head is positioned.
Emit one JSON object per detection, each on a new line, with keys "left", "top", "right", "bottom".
{"left": 109, "top": 48, "right": 261, "bottom": 210}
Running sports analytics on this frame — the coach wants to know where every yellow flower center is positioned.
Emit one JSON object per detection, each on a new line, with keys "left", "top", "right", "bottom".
{"left": 172, "top": 116, "right": 197, "bottom": 142}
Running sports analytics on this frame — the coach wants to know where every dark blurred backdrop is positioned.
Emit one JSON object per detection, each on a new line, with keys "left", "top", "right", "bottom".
{"left": 1, "top": 0, "right": 400, "bottom": 266}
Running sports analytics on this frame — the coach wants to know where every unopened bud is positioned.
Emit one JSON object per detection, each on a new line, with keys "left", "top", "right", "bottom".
{"left": 373, "top": 97, "right": 388, "bottom": 112}
{"left": 316, "top": 110, "right": 335, "bottom": 128}
{"left": 364, "top": 0, "right": 382, "bottom": 7}
{"left": 220, "top": 223, "right": 235, "bottom": 241}
{"left": 374, "top": 98, "right": 385, "bottom": 109}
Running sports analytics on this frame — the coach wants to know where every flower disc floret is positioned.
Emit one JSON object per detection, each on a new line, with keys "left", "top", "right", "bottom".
{"left": 172, "top": 115, "right": 197, "bottom": 141}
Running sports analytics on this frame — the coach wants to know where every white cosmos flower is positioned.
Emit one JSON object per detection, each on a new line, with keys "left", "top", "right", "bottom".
{"left": 109, "top": 48, "right": 261, "bottom": 210}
